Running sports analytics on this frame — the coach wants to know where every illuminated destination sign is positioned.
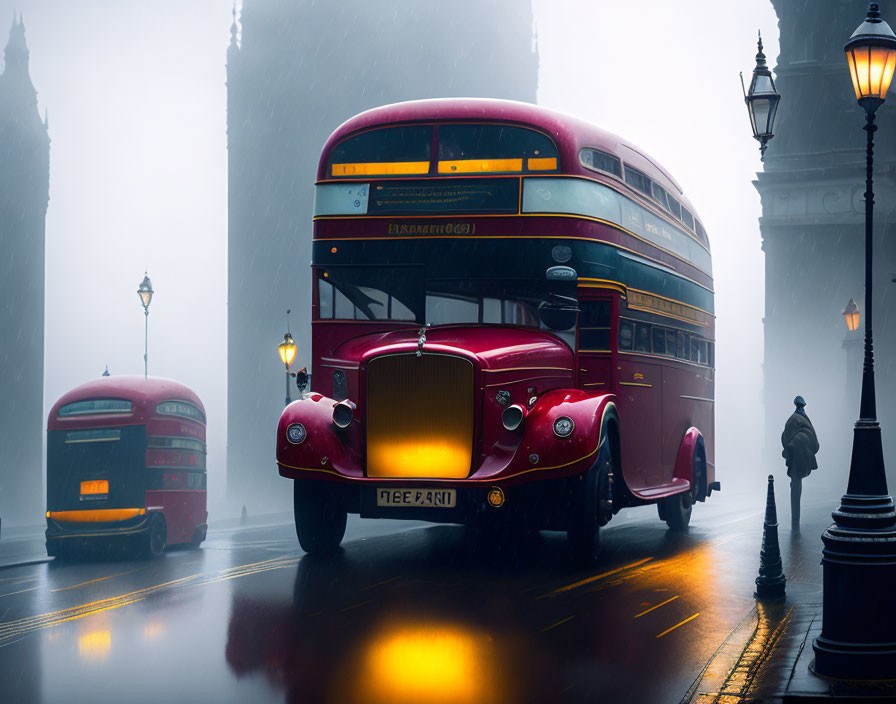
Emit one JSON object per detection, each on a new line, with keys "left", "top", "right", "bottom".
{"left": 386, "top": 222, "right": 474, "bottom": 236}
{"left": 368, "top": 178, "right": 519, "bottom": 215}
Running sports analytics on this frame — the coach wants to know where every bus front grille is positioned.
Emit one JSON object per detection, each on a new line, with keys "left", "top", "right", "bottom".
{"left": 365, "top": 353, "right": 474, "bottom": 479}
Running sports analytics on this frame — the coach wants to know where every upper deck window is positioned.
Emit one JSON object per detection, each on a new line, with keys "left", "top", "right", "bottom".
{"left": 651, "top": 182, "right": 670, "bottom": 210}
{"left": 327, "top": 125, "right": 433, "bottom": 178}
{"left": 156, "top": 401, "right": 206, "bottom": 424}
{"left": 695, "top": 220, "right": 708, "bottom": 246}
{"left": 58, "top": 399, "right": 132, "bottom": 417}
{"left": 624, "top": 166, "right": 651, "bottom": 196}
{"left": 681, "top": 207, "right": 695, "bottom": 231}
{"left": 578, "top": 148, "right": 622, "bottom": 178}
{"left": 437, "top": 124, "right": 558, "bottom": 174}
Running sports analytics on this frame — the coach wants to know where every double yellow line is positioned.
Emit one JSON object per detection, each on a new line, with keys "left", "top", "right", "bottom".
{"left": 0, "top": 556, "right": 300, "bottom": 646}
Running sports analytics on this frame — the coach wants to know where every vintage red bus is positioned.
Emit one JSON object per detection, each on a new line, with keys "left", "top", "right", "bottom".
{"left": 46, "top": 376, "right": 208, "bottom": 558}
{"left": 276, "top": 98, "right": 718, "bottom": 561}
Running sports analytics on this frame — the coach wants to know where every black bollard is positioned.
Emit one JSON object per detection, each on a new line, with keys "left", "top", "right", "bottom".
{"left": 755, "top": 474, "right": 786, "bottom": 600}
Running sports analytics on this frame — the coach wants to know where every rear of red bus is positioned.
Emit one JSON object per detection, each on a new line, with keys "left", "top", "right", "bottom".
{"left": 46, "top": 376, "right": 208, "bottom": 558}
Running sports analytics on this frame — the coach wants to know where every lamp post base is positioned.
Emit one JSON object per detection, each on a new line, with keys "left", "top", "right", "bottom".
{"left": 812, "top": 494, "right": 896, "bottom": 680}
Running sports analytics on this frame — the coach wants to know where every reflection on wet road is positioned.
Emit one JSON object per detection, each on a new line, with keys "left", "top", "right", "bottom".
{"left": 0, "top": 490, "right": 828, "bottom": 704}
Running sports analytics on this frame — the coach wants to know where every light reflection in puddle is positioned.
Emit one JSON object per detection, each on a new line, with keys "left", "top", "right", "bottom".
{"left": 353, "top": 622, "right": 497, "bottom": 704}
{"left": 77, "top": 629, "right": 111, "bottom": 661}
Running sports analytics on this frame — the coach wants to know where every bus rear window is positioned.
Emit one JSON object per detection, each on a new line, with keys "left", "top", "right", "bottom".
{"left": 327, "top": 125, "right": 433, "bottom": 178}
{"left": 437, "top": 124, "right": 558, "bottom": 174}
{"left": 58, "top": 399, "right": 132, "bottom": 416}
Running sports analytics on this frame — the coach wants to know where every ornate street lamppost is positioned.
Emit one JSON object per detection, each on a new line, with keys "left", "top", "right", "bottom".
{"left": 137, "top": 273, "right": 153, "bottom": 379}
{"left": 741, "top": 31, "right": 782, "bottom": 158}
{"left": 812, "top": 2, "right": 896, "bottom": 680}
{"left": 278, "top": 310, "right": 298, "bottom": 406}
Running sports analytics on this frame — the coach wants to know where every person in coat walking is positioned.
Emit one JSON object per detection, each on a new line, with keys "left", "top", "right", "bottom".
{"left": 781, "top": 395, "right": 820, "bottom": 530}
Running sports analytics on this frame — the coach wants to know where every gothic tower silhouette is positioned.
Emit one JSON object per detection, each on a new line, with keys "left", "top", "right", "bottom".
{"left": 225, "top": 0, "right": 538, "bottom": 509}
{"left": 757, "top": 0, "right": 896, "bottom": 481}
{"left": 0, "top": 15, "right": 49, "bottom": 525}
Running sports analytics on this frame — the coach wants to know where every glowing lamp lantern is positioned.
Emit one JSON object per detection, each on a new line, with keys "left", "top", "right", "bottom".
{"left": 843, "top": 298, "right": 861, "bottom": 332}
{"left": 137, "top": 275, "right": 154, "bottom": 309}
{"left": 845, "top": 3, "right": 896, "bottom": 114}
{"left": 278, "top": 332, "right": 297, "bottom": 369}
{"left": 742, "top": 31, "right": 781, "bottom": 158}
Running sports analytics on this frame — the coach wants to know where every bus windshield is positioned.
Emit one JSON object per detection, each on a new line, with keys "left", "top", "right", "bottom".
{"left": 317, "top": 267, "right": 575, "bottom": 334}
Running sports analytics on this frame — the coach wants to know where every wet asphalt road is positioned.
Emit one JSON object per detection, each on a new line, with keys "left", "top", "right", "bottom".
{"left": 0, "top": 483, "right": 831, "bottom": 704}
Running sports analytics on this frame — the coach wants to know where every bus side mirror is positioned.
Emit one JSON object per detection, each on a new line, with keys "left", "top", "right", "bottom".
{"left": 538, "top": 299, "right": 578, "bottom": 331}
{"left": 295, "top": 367, "right": 309, "bottom": 393}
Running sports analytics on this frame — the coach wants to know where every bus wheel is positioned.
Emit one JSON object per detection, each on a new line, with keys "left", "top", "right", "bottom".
{"left": 568, "top": 442, "right": 612, "bottom": 564}
{"left": 143, "top": 515, "right": 167, "bottom": 558}
{"left": 293, "top": 481, "right": 347, "bottom": 555}
{"left": 660, "top": 451, "right": 703, "bottom": 531}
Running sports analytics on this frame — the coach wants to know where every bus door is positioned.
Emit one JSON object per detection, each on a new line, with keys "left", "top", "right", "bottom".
{"left": 576, "top": 292, "right": 616, "bottom": 394}
{"left": 614, "top": 314, "right": 665, "bottom": 491}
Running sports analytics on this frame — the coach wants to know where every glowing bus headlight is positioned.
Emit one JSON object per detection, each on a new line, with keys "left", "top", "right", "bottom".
{"left": 286, "top": 423, "right": 307, "bottom": 444}
{"left": 501, "top": 404, "right": 526, "bottom": 431}
{"left": 553, "top": 416, "right": 575, "bottom": 438}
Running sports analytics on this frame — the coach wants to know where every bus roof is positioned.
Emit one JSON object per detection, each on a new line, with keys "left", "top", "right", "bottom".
{"left": 318, "top": 98, "right": 697, "bottom": 215}
{"left": 48, "top": 376, "right": 205, "bottom": 429}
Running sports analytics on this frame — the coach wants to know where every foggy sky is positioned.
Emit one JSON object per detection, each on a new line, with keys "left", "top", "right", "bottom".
{"left": 1, "top": 0, "right": 779, "bottom": 511}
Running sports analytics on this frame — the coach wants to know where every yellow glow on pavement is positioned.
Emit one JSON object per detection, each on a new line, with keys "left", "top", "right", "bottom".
{"left": 78, "top": 629, "right": 111, "bottom": 660}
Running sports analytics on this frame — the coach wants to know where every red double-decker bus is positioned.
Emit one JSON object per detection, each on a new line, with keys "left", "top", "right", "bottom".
{"left": 46, "top": 376, "right": 208, "bottom": 558}
{"left": 277, "top": 99, "right": 718, "bottom": 561}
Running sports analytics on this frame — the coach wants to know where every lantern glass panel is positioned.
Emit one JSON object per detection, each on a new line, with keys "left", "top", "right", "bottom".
{"left": 750, "top": 98, "right": 771, "bottom": 137}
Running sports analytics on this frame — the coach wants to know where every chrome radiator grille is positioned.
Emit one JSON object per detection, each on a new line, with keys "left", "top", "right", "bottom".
{"left": 365, "top": 353, "right": 474, "bottom": 479}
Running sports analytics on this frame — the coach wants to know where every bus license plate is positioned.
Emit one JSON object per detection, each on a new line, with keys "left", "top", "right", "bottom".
{"left": 376, "top": 488, "right": 456, "bottom": 508}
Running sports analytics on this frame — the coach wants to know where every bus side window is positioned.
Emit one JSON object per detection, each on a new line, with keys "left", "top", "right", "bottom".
{"left": 676, "top": 331, "right": 688, "bottom": 360}
{"left": 666, "top": 329, "right": 677, "bottom": 356}
{"left": 578, "top": 301, "right": 611, "bottom": 350}
{"left": 635, "top": 323, "right": 651, "bottom": 352}
{"left": 319, "top": 279, "right": 334, "bottom": 319}
{"left": 652, "top": 327, "right": 666, "bottom": 356}
{"left": 619, "top": 320, "right": 634, "bottom": 351}
{"left": 708, "top": 342, "right": 715, "bottom": 368}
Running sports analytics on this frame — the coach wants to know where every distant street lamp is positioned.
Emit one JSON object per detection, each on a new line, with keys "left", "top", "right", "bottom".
{"left": 842, "top": 298, "right": 861, "bottom": 332}
{"left": 741, "top": 30, "right": 782, "bottom": 159}
{"left": 137, "top": 273, "right": 153, "bottom": 379}
{"left": 278, "top": 310, "right": 298, "bottom": 406}
{"left": 813, "top": 2, "right": 896, "bottom": 680}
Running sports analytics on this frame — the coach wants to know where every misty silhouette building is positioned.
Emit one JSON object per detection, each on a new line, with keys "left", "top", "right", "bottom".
{"left": 0, "top": 16, "right": 49, "bottom": 525}
{"left": 758, "top": 1, "right": 896, "bottom": 479}
{"left": 225, "top": 0, "right": 538, "bottom": 508}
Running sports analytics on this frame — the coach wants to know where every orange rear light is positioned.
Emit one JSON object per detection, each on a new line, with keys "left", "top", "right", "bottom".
{"left": 48, "top": 508, "right": 142, "bottom": 522}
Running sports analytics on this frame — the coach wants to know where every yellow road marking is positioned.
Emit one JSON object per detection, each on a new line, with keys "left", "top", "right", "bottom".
{"left": 538, "top": 557, "right": 653, "bottom": 598}
{"left": 341, "top": 600, "right": 371, "bottom": 612}
{"left": 634, "top": 595, "right": 679, "bottom": 618}
{"left": 52, "top": 568, "right": 142, "bottom": 592}
{"left": 656, "top": 612, "right": 700, "bottom": 638}
{"left": 0, "top": 556, "right": 300, "bottom": 645}
{"left": 540, "top": 615, "right": 575, "bottom": 632}
{"left": 0, "top": 586, "right": 40, "bottom": 599}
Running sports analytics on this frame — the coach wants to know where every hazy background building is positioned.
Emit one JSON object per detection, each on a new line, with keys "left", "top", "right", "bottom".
{"left": 225, "top": 0, "right": 539, "bottom": 510}
{"left": 0, "top": 15, "right": 49, "bottom": 525}
{"left": 758, "top": 0, "right": 896, "bottom": 487}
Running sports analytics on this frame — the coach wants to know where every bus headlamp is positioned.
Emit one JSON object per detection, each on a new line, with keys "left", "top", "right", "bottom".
{"left": 332, "top": 401, "right": 355, "bottom": 429}
{"left": 501, "top": 404, "right": 526, "bottom": 431}
{"left": 286, "top": 423, "right": 307, "bottom": 444}
{"left": 553, "top": 416, "right": 575, "bottom": 438}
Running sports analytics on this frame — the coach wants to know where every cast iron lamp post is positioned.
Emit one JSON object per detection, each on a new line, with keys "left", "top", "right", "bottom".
{"left": 278, "top": 330, "right": 297, "bottom": 406}
{"left": 742, "top": 31, "right": 781, "bottom": 158}
{"left": 812, "top": 1, "right": 896, "bottom": 680}
{"left": 137, "top": 274, "right": 153, "bottom": 379}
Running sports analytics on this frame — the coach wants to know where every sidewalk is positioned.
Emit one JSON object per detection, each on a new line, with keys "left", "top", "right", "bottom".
{"left": 0, "top": 524, "right": 51, "bottom": 570}
{"left": 682, "top": 489, "right": 896, "bottom": 703}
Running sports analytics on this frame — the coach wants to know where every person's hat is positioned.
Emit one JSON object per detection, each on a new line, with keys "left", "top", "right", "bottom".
{"left": 794, "top": 395, "right": 806, "bottom": 408}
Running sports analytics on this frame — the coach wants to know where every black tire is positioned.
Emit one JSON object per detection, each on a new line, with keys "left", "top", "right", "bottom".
{"left": 143, "top": 515, "right": 167, "bottom": 558}
{"left": 293, "top": 481, "right": 347, "bottom": 555}
{"left": 659, "top": 448, "right": 704, "bottom": 532}
{"left": 189, "top": 524, "right": 207, "bottom": 549}
{"left": 568, "top": 441, "right": 613, "bottom": 564}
